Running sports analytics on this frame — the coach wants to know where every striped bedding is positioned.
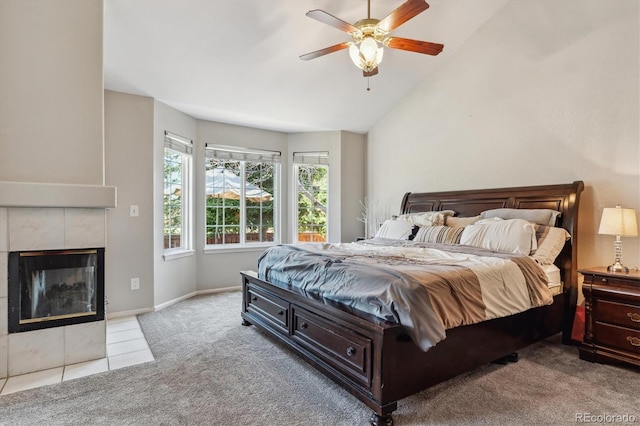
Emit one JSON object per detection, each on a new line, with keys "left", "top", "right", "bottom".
{"left": 258, "top": 238, "right": 553, "bottom": 352}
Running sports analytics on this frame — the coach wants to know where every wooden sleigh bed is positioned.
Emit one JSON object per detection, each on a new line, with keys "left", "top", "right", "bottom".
{"left": 240, "top": 181, "right": 584, "bottom": 425}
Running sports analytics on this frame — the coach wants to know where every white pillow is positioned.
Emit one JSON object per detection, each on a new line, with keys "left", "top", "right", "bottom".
{"left": 398, "top": 210, "right": 455, "bottom": 227}
{"left": 445, "top": 215, "right": 480, "bottom": 227}
{"left": 375, "top": 219, "right": 416, "bottom": 240}
{"left": 531, "top": 225, "right": 571, "bottom": 265}
{"left": 460, "top": 219, "right": 536, "bottom": 255}
{"left": 480, "top": 208, "right": 561, "bottom": 226}
{"left": 475, "top": 217, "right": 504, "bottom": 225}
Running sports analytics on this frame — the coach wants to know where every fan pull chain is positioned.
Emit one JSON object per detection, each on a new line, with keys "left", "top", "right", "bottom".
{"left": 367, "top": 77, "right": 371, "bottom": 91}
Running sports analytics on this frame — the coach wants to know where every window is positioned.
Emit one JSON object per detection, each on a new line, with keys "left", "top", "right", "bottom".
{"left": 163, "top": 132, "right": 193, "bottom": 252}
{"left": 205, "top": 145, "right": 280, "bottom": 247}
{"left": 293, "top": 152, "right": 329, "bottom": 243}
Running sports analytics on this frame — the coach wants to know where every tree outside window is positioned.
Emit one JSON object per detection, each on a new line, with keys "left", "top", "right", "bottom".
{"left": 295, "top": 164, "right": 328, "bottom": 242}
{"left": 205, "top": 154, "right": 278, "bottom": 246}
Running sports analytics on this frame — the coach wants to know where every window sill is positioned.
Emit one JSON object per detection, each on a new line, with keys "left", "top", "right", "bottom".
{"left": 203, "top": 243, "right": 277, "bottom": 255}
{"left": 163, "top": 249, "right": 195, "bottom": 261}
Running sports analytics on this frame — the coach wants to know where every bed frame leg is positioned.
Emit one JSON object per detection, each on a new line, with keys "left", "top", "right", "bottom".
{"left": 370, "top": 412, "right": 393, "bottom": 426}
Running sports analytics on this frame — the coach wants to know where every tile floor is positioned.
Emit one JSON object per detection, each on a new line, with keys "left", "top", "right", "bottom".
{"left": 0, "top": 315, "right": 154, "bottom": 395}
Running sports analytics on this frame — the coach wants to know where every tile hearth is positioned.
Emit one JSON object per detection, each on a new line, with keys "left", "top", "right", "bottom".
{"left": 0, "top": 315, "right": 153, "bottom": 395}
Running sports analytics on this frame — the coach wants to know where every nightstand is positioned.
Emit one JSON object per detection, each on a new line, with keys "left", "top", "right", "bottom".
{"left": 578, "top": 267, "right": 640, "bottom": 368}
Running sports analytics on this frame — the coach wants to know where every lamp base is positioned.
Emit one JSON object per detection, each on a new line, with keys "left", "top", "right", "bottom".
{"left": 607, "top": 262, "right": 629, "bottom": 273}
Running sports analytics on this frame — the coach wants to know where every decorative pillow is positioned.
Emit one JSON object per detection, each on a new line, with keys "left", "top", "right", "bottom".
{"left": 531, "top": 225, "right": 571, "bottom": 265}
{"left": 414, "top": 226, "right": 465, "bottom": 244}
{"left": 475, "top": 217, "right": 504, "bottom": 225}
{"left": 375, "top": 219, "right": 417, "bottom": 240}
{"left": 480, "top": 208, "right": 561, "bottom": 226}
{"left": 460, "top": 219, "right": 536, "bottom": 255}
{"left": 398, "top": 210, "right": 455, "bottom": 227}
{"left": 446, "top": 215, "right": 481, "bottom": 227}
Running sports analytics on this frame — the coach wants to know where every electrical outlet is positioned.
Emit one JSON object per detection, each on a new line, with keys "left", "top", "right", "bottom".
{"left": 130, "top": 205, "right": 139, "bottom": 217}
{"left": 131, "top": 277, "right": 140, "bottom": 290}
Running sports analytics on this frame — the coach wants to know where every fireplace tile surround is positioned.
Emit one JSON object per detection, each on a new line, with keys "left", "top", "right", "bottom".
{"left": 0, "top": 181, "right": 116, "bottom": 378}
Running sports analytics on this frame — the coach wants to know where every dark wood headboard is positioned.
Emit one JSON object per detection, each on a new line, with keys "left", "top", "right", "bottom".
{"left": 400, "top": 181, "right": 584, "bottom": 340}
{"left": 400, "top": 181, "right": 583, "bottom": 239}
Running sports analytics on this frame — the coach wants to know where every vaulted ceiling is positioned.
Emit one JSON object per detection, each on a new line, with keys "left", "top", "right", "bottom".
{"left": 104, "top": 0, "right": 508, "bottom": 134}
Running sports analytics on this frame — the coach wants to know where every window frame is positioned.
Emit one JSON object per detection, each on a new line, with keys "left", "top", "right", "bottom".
{"left": 292, "top": 151, "right": 329, "bottom": 244}
{"left": 163, "top": 131, "right": 193, "bottom": 258}
{"left": 204, "top": 144, "right": 281, "bottom": 250}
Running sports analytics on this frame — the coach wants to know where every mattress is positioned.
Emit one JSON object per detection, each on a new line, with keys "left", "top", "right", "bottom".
{"left": 258, "top": 240, "right": 554, "bottom": 351}
{"left": 541, "top": 263, "right": 562, "bottom": 295}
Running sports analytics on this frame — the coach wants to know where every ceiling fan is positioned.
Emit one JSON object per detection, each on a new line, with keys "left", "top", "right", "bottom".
{"left": 299, "top": 0, "right": 444, "bottom": 77}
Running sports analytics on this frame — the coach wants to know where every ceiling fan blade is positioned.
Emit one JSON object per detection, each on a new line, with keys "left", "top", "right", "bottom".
{"left": 306, "top": 10, "right": 359, "bottom": 33}
{"left": 385, "top": 37, "right": 443, "bottom": 56}
{"left": 377, "top": 0, "right": 430, "bottom": 33}
{"left": 363, "top": 67, "right": 379, "bottom": 77}
{"left": 299, "top": 42, "right": 351, "bottom": 61}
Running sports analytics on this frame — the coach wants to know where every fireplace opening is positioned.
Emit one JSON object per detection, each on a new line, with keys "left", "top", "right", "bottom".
{"left": 8, "top": 248, "right": 105, "bottom": 333}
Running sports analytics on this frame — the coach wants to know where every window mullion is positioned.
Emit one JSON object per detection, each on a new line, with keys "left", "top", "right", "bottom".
{"left": 184, "top": 154, "right": 191, "bottom": 249}
{"left": 181, "top": 155, "right": 187, "bottom": 249}
{"left": 240, "top": 161, "right": 246, "bottom": 245}
{"left": 293, "top": 166, "right": 299, "bottom": 243}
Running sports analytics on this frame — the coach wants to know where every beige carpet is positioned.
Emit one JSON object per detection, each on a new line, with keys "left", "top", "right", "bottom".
{"left": 0, "top": 291, "right": 637, "bottom": 425}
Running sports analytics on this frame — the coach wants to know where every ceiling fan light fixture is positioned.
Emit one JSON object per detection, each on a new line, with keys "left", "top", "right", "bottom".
{"left": 349, "top": 37, "right": 383, "bottom": 72}
{"left": 301, "top": 1, "right": 443, "bottom": 78}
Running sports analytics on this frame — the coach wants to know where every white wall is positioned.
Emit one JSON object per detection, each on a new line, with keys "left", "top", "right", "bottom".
{"left": 340, "top": 131, "right": 366, "bottom": 243}
{"left": 153, "top": 101, "right": 198, "bottom": 307}
{"left": 367, "top": 0, "right": 639, "bottom": 271}
{"left": 104, "top": 90, "right": 155, "bottom": 313}
{"left": 0, "top": 0, "right": 104, "bottom": 185}
{"left": 195, "top": 120, "right": 289, "bottom": 290}
{"left": 105, "top": 92, "right": 199, "bottom": 312}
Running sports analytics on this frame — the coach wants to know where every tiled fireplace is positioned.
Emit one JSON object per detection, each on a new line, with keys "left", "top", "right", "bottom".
{"left": 0, "top": 181, "right": 116, "bottom": 378}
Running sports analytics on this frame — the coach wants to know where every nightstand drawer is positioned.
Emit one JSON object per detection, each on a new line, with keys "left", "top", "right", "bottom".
{"left": 595, "top": 299, "right": 640, "bottom": 330}
{"left": 593, "top": 322, "right": 640, "bottom": 354}
{"left": 584, "top": 274, "right": 639, "bottom": 288}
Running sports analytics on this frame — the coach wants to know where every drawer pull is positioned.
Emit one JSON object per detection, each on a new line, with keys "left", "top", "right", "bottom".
{"left": 300, "top": 322, "right": 308, "bottom": 329}
{"left": 601, "top": 278, "right": 608, "bottom": 283}
{"left": 628, "top": 312, "right": 640, "bottom": 323}
{"left": 346, "top": 347, "right": 356, "bottom": 357}
{"left": 278, "top": 310, "right": 285, "bottom": 316}
{"left": 627, "top": 336, "right": 640, "bottom": 347}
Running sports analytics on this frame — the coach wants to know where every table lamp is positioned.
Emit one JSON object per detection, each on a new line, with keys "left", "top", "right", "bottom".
{"left": 598, "top": 205, "right": 638, "bottom": 272}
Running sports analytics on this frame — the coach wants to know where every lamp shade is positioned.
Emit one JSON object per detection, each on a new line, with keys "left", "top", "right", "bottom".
{"left": 598, "top": 206, "right": 638, "bottom": 237}
{"left": 348, "top": 37, "right": 383, "bottom": 72}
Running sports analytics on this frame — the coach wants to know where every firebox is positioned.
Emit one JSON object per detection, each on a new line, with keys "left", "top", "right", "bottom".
{"left": 8, "top": 248, "right": 105, "bottom": 333}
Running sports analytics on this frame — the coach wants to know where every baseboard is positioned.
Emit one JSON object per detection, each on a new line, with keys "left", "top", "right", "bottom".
{"left": 154, "top": 286, "right": 242, "bottom": 311}
{"left": 154, "top": 291, "right": 198, "bottom": 312}
{"left": 196, "top": 285, "right": 241, "bottom": 295}
{"left": 107, "top": 307, "right": 154, "bottom": 319}
{"left": 108, "top": 286, "right": 242, "bottom": 318}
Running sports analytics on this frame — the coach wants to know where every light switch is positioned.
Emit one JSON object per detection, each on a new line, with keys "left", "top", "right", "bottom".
{"left": 130, "top": 205, "right": 139, "bottom": 217}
